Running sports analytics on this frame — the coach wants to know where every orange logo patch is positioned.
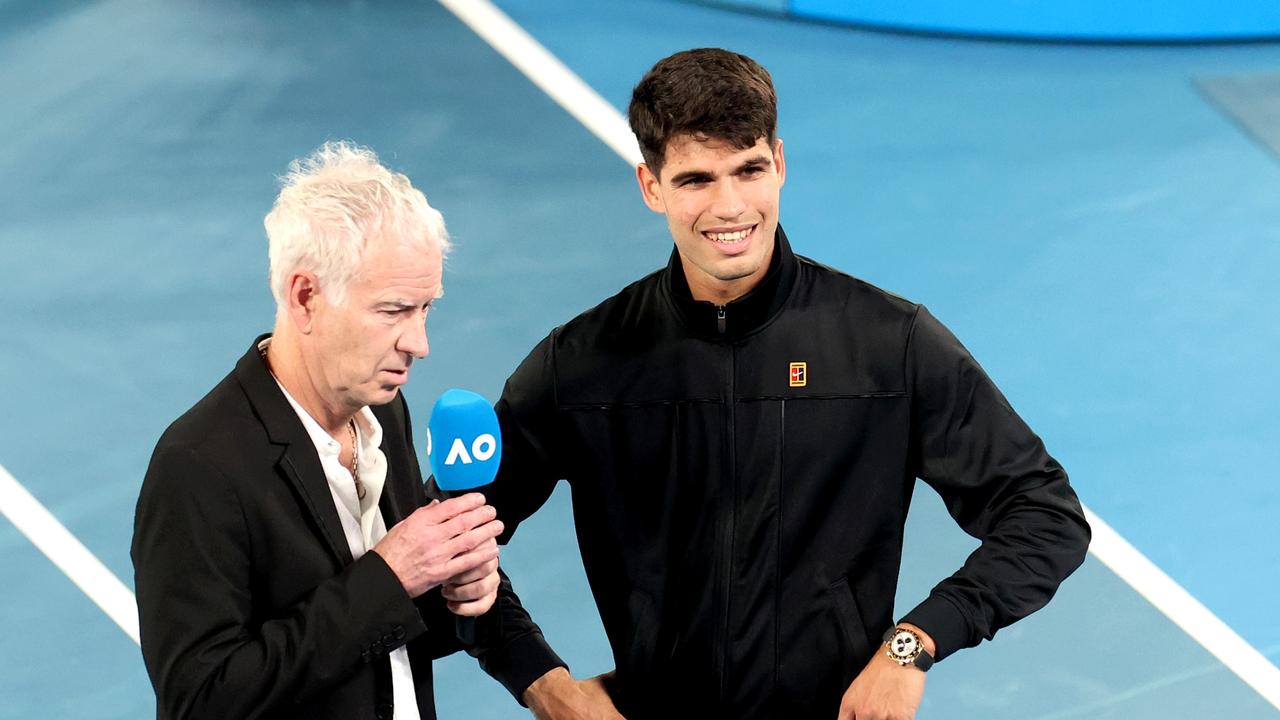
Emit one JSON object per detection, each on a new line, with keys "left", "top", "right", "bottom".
{"left": 789, "top": 362, "right": 807, "bottom": 387}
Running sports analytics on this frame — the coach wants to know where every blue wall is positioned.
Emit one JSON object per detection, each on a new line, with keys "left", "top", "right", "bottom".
{"left": 698, "top": 0, "right": 1280, "bottom": 41}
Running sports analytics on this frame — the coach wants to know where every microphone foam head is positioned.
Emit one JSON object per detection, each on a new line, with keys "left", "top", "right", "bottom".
{"left": 427, "top": 388, "right": 502, "bottom": 492}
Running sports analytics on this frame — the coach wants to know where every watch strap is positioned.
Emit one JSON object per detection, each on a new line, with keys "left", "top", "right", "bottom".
{"left": 914, "top": 646, "right": 934, "bottom": 672}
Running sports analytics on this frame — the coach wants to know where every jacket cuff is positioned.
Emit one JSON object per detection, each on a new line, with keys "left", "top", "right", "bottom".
{"left": 479, "top": 631, "right": 568, "bottom": 706}
{"left": 900, "top": 594, "right": 971, "bottom": 662}
{"left": 351, "top": 550, "right": 429, "bottom": 648}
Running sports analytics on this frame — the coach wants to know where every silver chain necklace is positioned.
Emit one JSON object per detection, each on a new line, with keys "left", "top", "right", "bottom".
{"left": 347, "top": 420, "right": 366, "bottom": 500}
{"left": 262, "top": 344, "right": 366, "bottom": 501}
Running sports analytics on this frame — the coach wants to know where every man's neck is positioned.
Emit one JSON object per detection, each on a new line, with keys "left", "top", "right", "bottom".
{"left": 264, "top": 335, "right": 355, "bottom": 437}
{"left": 681, "top": 258, "right": 772, "bottom": 306}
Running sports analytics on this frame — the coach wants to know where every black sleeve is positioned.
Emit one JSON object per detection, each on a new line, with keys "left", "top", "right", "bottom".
{"left": 131, "top": 446, "right": 427, "bottom": 720}
{"left": 489, "top": 333, "right": 567, "bottom": 536}
{"left": 428, "top": 334, "right": 569, "bottom": 703}
{"left": 899, "top": 306, "right": 1091, "bottom": 661}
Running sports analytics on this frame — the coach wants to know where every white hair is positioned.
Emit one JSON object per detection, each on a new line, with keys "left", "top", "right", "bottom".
{"left": 264, "top": 141, "right": 450, "bottom": 307}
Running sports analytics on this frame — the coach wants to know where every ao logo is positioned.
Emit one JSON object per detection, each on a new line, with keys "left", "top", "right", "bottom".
{"left": 425, "top": 389, "right": 503, "bottom": 490}
{"left": 443, "top": 433, "right": 497, "bottom": 465}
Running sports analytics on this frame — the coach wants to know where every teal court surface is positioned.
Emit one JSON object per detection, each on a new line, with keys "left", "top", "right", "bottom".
{"left": 0, "top": 1, "right": 1277, "bottom": 717}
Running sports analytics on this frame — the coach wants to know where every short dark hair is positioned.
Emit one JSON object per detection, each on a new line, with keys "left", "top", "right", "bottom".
{"left": 628, "top": 48, "right": 777, "bottom": 175}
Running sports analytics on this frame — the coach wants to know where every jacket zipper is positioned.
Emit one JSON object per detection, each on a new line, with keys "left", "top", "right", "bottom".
{"left": 717, "top": 323, "right": 737, "bottom": 703}
{"left": 716, "top": 305, "right": 727, "bottom": 335}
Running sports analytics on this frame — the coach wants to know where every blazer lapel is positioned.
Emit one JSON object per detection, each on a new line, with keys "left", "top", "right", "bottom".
{"left": 373, "top": 397, "right": 421, "bottom": 527}
{"left": 234, "top": 336, "right": 354, "bottom": 568}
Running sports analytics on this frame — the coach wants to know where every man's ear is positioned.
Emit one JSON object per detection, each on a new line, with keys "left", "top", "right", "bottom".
{"left": 285, "top": 271, "right": 321, "bottom": 334}
{"left": 636, "top": 163, "right": 667, "bottom": 215}
{"left": 774, "top": 138, "right": 786, "bottom": 188}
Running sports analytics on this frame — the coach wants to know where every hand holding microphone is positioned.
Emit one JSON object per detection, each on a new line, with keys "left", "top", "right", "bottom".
{"left": 371, "top": 492, "right": 502, "bottom": 598}
{"left": 425, "top": 389, "right": 506, "bottom": 643}
{"left": 372, "top": 389, "right": 505, "bottom": 616}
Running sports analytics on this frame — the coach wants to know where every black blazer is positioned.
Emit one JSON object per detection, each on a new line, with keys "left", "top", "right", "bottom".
{"left": 132, "top": 338, "right": 468, "bottom": 720}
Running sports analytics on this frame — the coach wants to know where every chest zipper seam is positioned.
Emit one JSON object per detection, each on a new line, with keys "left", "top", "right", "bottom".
{"left": 720, "top": 336, "right": 737, "bottom": 704}
{"left": 774, "top": 399, "right": 785, "bottom": 706}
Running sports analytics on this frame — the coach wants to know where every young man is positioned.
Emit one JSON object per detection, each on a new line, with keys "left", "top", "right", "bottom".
{"left": 491, "top": 49, "right": 1090, "bottom": 719}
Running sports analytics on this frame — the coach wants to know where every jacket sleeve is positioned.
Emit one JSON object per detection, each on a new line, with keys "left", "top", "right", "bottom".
{"left": 447, "top": 333, "right": 569, "bottom": 702}
{"left": 132, "top": 445, "right": 428, "bottom": 720}
{"left": 898, "top": 306, "right": 1091, "bottom": 661}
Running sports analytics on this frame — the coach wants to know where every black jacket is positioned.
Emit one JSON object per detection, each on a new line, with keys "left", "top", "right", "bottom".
{"left": 132, "top": 339, "right": 562, "bottom": 720}
{"left": 489, "top": 229, "right": 1091, "bottom": 718}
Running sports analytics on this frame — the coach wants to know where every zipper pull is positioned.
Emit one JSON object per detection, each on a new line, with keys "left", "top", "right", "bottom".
{"left": 716, "top": 305, "right": 727, "bottom": 334}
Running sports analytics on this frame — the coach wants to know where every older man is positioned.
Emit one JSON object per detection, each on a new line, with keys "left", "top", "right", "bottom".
{"left": 132, "top": 142, "right": 562, "bottom": 720}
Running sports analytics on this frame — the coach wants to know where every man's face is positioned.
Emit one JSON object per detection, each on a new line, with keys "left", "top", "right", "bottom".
{"left": 637, "top": 134, "right": 785, "bottom": 303}
{"left": 306, "top": 236, "right": 442, "bottom": 411}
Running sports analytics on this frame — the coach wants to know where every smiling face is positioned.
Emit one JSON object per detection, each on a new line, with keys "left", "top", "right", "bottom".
{"left": 637, "top": 134, "right": 785, "bottom": 304}
{"left": 303, "top": 236, "right": 443, "bottom": 413}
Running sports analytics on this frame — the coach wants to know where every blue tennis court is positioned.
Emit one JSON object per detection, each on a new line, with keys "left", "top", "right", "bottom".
{"left": 1, "top": 1, "right": 1277, "bottom": 717}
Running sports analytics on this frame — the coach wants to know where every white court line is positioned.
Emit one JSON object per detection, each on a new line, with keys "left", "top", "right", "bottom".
{"left": 1085, "top": 508, "right": 1280, "bottom": 709}
{"left": 439, "top": 0, "right": 1280, "bottom": 711}
{"left": 436, "top": 0, "right": 643, "bottom": 167}
{"left": 0, "top": 463, "right": 139, "bottom": 644}
{"left": 2, "top": 3, "right": 1277, "bottom": 707}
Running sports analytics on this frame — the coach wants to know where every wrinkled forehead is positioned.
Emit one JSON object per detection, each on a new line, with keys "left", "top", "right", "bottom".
{"left": 351, "top": 234, "right": 444, "bottom": 296}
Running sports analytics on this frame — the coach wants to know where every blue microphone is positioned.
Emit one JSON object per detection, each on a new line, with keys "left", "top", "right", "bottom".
{"left": 425, "top": 388, "right": 502, "bottom": 645}
{"left": 427, "top": 388, "right": 502, "bottom": 492}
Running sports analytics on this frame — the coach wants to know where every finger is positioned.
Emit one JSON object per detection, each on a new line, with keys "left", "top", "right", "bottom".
{"left": 441, "top": 572, "right": 491, "bottom": 599}
{"left": 439, "top": 504, "right": 499, "bottom": 539}
{"left": 449, "top": 539, "right": 501, "bottom": 571}
{"left": 446, "top": 521, "right": 503, "bottom": 558}
{"left": 442, "top": 571, "right": 500, "bottom": 602}
{"left": 446, "top": 556, "right": 499, "bottom": 586}
{"left": 580, "top": 674, "right": 612, "bottom": 703}
{"left": 466, "top": 536, "right": 499, "bottom": 555}
{"left": 439, "top": 542, "right": 500, "bottom": 579}
{"left": 447, "top": 589, "right": 498, "bottom": 616}
{"left": 441, "top": 518, "right": 504, "bottom": 557}
{"left": 418, "top": 493, "right": 485, "bottom": 523}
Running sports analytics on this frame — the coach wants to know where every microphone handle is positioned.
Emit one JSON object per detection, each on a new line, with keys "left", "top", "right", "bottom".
{"left": 456, "top": 615, "right": 477, "bottom": 645}
{"left": 437, "top": 486, "right": 489, "bottom": 646}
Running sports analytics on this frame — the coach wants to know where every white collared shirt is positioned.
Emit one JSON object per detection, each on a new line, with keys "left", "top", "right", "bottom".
{"left": 265, "top": 342, "right": 421, "bottom": 719}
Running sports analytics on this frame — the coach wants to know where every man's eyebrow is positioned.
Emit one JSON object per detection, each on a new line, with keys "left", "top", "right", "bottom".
{"left": 736, "top": 155, "right": 771, "bottom": 172}
{"left": 375, "top": 300, "right": 420, "bottom": 310}
{"left": 669, "top": 155, "right": 771, "bottom": 185}
{"left": 376, "top": 291, "right": 443, "bottom": 309}
{"left": 669, "top": 170, "right": 713, "bottom": 185}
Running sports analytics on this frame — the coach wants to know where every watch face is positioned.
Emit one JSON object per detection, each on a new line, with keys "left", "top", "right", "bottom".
{"left": 887, "top": 629, "right": 921, "bottom": 663}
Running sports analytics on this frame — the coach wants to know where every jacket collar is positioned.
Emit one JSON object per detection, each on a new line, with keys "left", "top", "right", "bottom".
{"left": 233, "top": 335, "right": 355, "bottom": 567}
{"left": 664, "top": 225, "right": 798, "bottom": 339}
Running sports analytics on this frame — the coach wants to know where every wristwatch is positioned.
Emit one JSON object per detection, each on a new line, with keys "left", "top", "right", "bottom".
{"left": 882, "top": 626, "right": 934, "bottom": 672}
